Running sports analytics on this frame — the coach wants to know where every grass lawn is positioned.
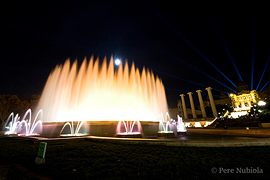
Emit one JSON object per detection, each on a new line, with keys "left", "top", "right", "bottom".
{"left": 0, "top": 137, "right": 270, "bottom": 180}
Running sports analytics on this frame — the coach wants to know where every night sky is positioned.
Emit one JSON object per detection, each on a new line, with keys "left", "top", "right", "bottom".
{"left": 1, "top": 0, "right": 269, "bottom": 108}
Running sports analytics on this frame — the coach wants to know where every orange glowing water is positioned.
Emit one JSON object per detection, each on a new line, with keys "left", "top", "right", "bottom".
{"left": 37, "top": 56, "right": 168, "bottom": 123}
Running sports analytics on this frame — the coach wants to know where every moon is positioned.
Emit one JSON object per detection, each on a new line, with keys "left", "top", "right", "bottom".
{"left": 114, "top": 59, "right": 121, "bottom": 66}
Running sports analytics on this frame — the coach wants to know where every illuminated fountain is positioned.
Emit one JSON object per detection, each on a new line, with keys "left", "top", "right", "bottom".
{"left": 4, "top": 113, "right": 20, "bottom": 135}
{"left": 4, "top": 109, "right": 43, "bottom": 136}
{"left": 176, "top": 115, "right": 187, "bottom": 135}
{"left": 157, "top": 112, "right": 175, "bottom": 137}
{"left": 60, "top": 121, "right": 86, "bottom": 137}
{"left": 116, "top": 120, "right": 142, "bottom": 137}
{"left": 36, "top": 56, "right": 168, "bottom": 137}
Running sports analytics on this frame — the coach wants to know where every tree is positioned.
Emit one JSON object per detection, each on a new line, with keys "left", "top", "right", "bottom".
{"left": 0, "top": 94, "right": 40, "bottom": 129}
{"left": 27, "top": 94, "right": 40, "bottom": 110}
{"left": 216, "top": 104, "right": 233, "bottom": 117}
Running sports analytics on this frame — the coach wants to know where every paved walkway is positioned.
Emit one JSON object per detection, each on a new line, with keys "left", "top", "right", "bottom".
{"left": 32, "top": 127, "right": 270, "bottom": 147}
{"left": 2, "top": 128, "right": 270, "bottom": 147}
{"left": 84, "top": 135, "right": 270, "bottom": 147}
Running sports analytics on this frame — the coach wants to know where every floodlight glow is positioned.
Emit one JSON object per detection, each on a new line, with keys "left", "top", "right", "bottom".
{"left": 258, "top": 101, "right": 266, "bottom": 106}
{"left": 230, "top": 111, "right": 248, "bottom": 118}
{"left": 194, "top": 122, "right": 202, "bottom": 127}
{"left": 185, "top": 122, "right": 190, "bottom": 127}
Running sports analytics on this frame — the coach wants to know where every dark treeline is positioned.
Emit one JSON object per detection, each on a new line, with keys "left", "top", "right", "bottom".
{"left": 0, "top": 94, "right": 40, "bottom": 129}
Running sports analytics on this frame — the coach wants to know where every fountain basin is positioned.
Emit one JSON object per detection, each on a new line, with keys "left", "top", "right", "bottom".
{"left": 41, "top": 121, "right": 159, "bottom": 137}
{"left": 115, "top": 132, "right": 142, "bottom": 138}
{"left": 41, "top": 122, "right": 67, "bottom": 137}
{"left": 177, "top": 131, "right": 187, "bottom": 135}
{"left": 157, "top": 131, "right": 175, "bottom": 138}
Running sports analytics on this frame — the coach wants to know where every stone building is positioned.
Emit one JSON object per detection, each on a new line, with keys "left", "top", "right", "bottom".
{"left": 169, "top": 100, "right": 202, "bottom": 120}
{"left": 229, "top": 81, "right": 260, "bottom": 118}
{"left": 170, "top": 87, "right": 217, "bottom": 120}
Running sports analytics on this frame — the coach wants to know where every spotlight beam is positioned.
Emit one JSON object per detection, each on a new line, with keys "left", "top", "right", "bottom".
{"left": 256, "top": 54, "right": 270, "bottom": 90}
{"left": 144, "top": 2, "right": 237, "bottom": 88}
{"left": 259, "top": 81, "right": 269, "bottom": 92}
{"left": 217, "top": 29, "right": 243, "bottom": 82}
{"left": 251, "top": 8, "right": 255, "bottom": 90}
{"left": 149, "top": 42, "right": 236, "bottom": 92}
{"left": 201, "top": 1, "right": 243, "bottom": 82}
{"left": 153, "top": 68, "right": 234, "bottom": 93}
{"left": 251, "top": 43, "right": 255, "bottom": 90}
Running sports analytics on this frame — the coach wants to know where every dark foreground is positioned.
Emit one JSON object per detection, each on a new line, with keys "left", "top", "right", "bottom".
{"left": 0, "top": 137, "right": 270, "bottom": 180}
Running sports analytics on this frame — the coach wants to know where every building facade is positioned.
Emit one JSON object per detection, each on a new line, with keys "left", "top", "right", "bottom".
{"left": 229, "top": 81, "right": 260, "bottom": 118}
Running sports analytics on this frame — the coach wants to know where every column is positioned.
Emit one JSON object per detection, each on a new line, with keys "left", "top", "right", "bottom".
{"left": 248, "top": 101, "right": 251, "bottom": 107}
{"left": 235, "top": 102, "right": 239, "bottom": 109}
{"left": 205, "top": 87, "right": 218, "bottom": 117}
{"left": 180, "top": 94, "right": 188, "bottom": 119}
{"left": 196, "top": 90, "right": 207, "bottom": 118}
{"left": 241, "top": 102, "right": 245, "bottom": 109}
{"left": 187, "top": 92, "right": 197, "bottom": 119}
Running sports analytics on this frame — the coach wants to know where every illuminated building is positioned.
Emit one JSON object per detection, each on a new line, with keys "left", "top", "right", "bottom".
{"left": 171, "top": 80, "right": 268, "bottom": 120}
{"left": 229, "top": 81, "right": 259, "bottom": 118}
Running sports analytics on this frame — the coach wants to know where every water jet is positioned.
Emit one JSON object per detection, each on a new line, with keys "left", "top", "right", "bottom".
{"left": 4, "top": 109, "right": 43, "bottom": 136}
{"left": 36, "top": 56, "right": 168, "bottom": 137}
